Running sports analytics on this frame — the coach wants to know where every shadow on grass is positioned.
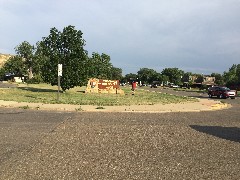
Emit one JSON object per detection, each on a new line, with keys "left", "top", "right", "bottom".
{"left": 18, "top": 87, "right": 59, "bottom": 93}
{"left": 77, "top": 90, "right": 85, "bottom": 93}
{"left": 190, "top": 125, "right": 240, "bottom": 143}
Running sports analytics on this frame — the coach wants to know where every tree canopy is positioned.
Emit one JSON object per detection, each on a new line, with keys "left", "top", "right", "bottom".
{"left": 223, "top": 64, "right": 240, "bottom": 87}
{"left": 110, "top": 67, "right": 123, "bottom": 80}
{"left": 211, "top": 73, "right": 224, "bottom": 85}
{"left": 1, "top": 56, "right": 27, "bottom": 76}
{"left": 15, "top": 41, "right": 35, "bottom": 78}
{"left": 123, "top": 73, "right": 138, "bottom": 83}
{"left": 88, "top": 52, "right": 113, "bottom": 79}
{"left": 137, "top": 68, "right": 158, "bottom": 84}
{"left": 161, "top": 68, "right": 184, "bottom": 85}
{"left": 40, "top": 25, "right": 89, "bottom": 91}
{"left": 0, "top": 25, "right": 124, "bottom": 89}
{"left": 1, "top": 25, "right": 239, "bottom": 90}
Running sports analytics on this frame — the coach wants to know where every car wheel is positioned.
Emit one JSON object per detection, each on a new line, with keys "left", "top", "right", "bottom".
{"left": 220, "top": 94, "right": 227, "bottom": 99}
{"left": 208, "top": 94, "right": 212, "bottom": 98}
{"left": 219, "top": 94, "right": 223, "bottom": 99}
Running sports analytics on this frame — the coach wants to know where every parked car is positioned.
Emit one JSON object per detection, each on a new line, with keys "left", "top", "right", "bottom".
{"left": 150, "top": 84, "right": 158, "bottom": 88}
{"left": 208, "top": 86, "right": 236, "bottom": 99}
{"left": 169, "top": 83, "right": 179, "bottom": 88}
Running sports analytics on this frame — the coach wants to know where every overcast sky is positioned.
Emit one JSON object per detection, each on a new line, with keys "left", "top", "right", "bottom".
{"left": 0, "top": 0, "right": 240, "bottom": 75}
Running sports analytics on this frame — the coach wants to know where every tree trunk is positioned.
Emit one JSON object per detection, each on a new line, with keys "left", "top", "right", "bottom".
{"left": 28, "top": 67, "right": 33, "bottom": 79}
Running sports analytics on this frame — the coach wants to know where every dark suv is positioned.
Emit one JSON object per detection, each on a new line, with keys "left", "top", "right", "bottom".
{"left": 208, "top": 86, "right": 236, "bottom": 99}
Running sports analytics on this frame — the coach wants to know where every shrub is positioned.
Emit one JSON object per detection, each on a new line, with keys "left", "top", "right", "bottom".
{"left": 26, "top": 74, "right": 44, "bottom": 84}
{"left": 200, "top": 84, "right": 208, "bottom": 90}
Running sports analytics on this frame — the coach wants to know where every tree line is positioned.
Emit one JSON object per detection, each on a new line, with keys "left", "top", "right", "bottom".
{"left": 0, "top": 25, "right": 122, "bottom": 91}
{"left": 123, "top": 65, "right": 240, "bottom": 88}
{"left": 0, "top": 25, "right": 239, "bottom": 90}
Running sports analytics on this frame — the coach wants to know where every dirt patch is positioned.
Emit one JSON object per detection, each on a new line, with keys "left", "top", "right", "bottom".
{"left": 0, "top": 99, "right": 229, "bottom": 113}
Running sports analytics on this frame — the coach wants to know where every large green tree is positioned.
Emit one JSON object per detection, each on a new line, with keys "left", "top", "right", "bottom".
{"left": 158, "top": 74, "right": 169, "bottom": 85}
{"left": 161, "top": 68, "right": 184, "bottom": 85}
{"left": 40, "top": 25, "right": 88, "bottom": 91}
{"left": 88, "top": 52, "right": 113, "bottom": 79}
{"left": 211, "top": 73, "right": 224, "bottom": 85}
{"left": 32, "top": 42, "right": 48, "bottom": 76}
{"left": 223, "top": 64, "right": 240, "bottom": 87}
{"left": 1, "top": 56, "right": 27, "bottom": 77}
{"left": 15, "top": 41, "right": 35, "bottom": 79}
{"left": 182, "top": 72, "right": 192, "bottom": 83}
{"left": 123, "top": 73, "right": 138, "bottom": 83}
{"left": 110, "top": 67, "right": 122, "bottom": 80}
{"left": 137, "top": 68, "right": 158, "bottom": 84}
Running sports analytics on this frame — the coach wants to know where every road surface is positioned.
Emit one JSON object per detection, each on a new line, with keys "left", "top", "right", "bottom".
{"left": 0, "top": 88, "right": 239, "bottom": 179}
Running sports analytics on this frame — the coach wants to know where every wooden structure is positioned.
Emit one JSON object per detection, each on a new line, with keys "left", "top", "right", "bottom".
{"left": 85, "top": 78, "right": 124, "bottom": 94}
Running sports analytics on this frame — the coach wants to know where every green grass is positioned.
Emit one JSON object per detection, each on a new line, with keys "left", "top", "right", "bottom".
{"left": 0, "top": 83, "right": 197, "bottom": 106}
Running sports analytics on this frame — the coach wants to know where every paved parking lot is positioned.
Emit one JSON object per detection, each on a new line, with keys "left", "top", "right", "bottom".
{"left": 0, "top": 109, "right": 74, "bottom": 177}
{"left": 0, "top": 88, "right": 239, "bottom": 179}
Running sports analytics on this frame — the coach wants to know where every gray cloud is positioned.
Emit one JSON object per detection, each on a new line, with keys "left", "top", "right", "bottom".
{"left": 0, "top": 0, "right": 240, "bottom": 74}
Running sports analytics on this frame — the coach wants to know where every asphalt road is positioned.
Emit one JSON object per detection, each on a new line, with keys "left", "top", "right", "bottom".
{"left": 0, "top": 87, "right": 239, "bottom": 179}
{"left": 146, "top": 86, "right": 240, "bottom": 107}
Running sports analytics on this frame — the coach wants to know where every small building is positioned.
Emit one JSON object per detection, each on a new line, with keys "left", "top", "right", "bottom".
{"left": 184, "top": 75, "right": 216, "bottom": 88}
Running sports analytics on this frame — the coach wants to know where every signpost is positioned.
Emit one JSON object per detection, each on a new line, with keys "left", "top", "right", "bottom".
{"left": 57, "top": 64, "right": 62, "bottom": 102}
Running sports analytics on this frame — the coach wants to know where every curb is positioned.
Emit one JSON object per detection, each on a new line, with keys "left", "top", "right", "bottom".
{"left": 0, "top": 99, "right": 231, "bottom": 113}
{"left": 210, "top": 103, "right": 230, "bottom": 110}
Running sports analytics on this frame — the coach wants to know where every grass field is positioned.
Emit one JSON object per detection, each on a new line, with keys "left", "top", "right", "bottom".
{"left": 0, "top": 83, "right": 197, "bottom": 106}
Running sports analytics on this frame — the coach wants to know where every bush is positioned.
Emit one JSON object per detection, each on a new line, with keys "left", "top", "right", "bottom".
{"left": 26, "top": 74, "right": 44, "bottom": 84}
{"left": 200, "top": 84, "right": 208, "bottom": 90}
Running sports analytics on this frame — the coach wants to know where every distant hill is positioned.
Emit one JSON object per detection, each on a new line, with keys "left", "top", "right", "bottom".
{"left": 0, "top": 53, "right": 13, "bottom": 67}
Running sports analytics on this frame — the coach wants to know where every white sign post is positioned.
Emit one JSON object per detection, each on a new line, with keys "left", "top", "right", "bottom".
{"left": 57, "top": 64, "right": 62, "bottom": 102}
{"left": 58, "top": 64, "right": 62, "bottom": 76}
